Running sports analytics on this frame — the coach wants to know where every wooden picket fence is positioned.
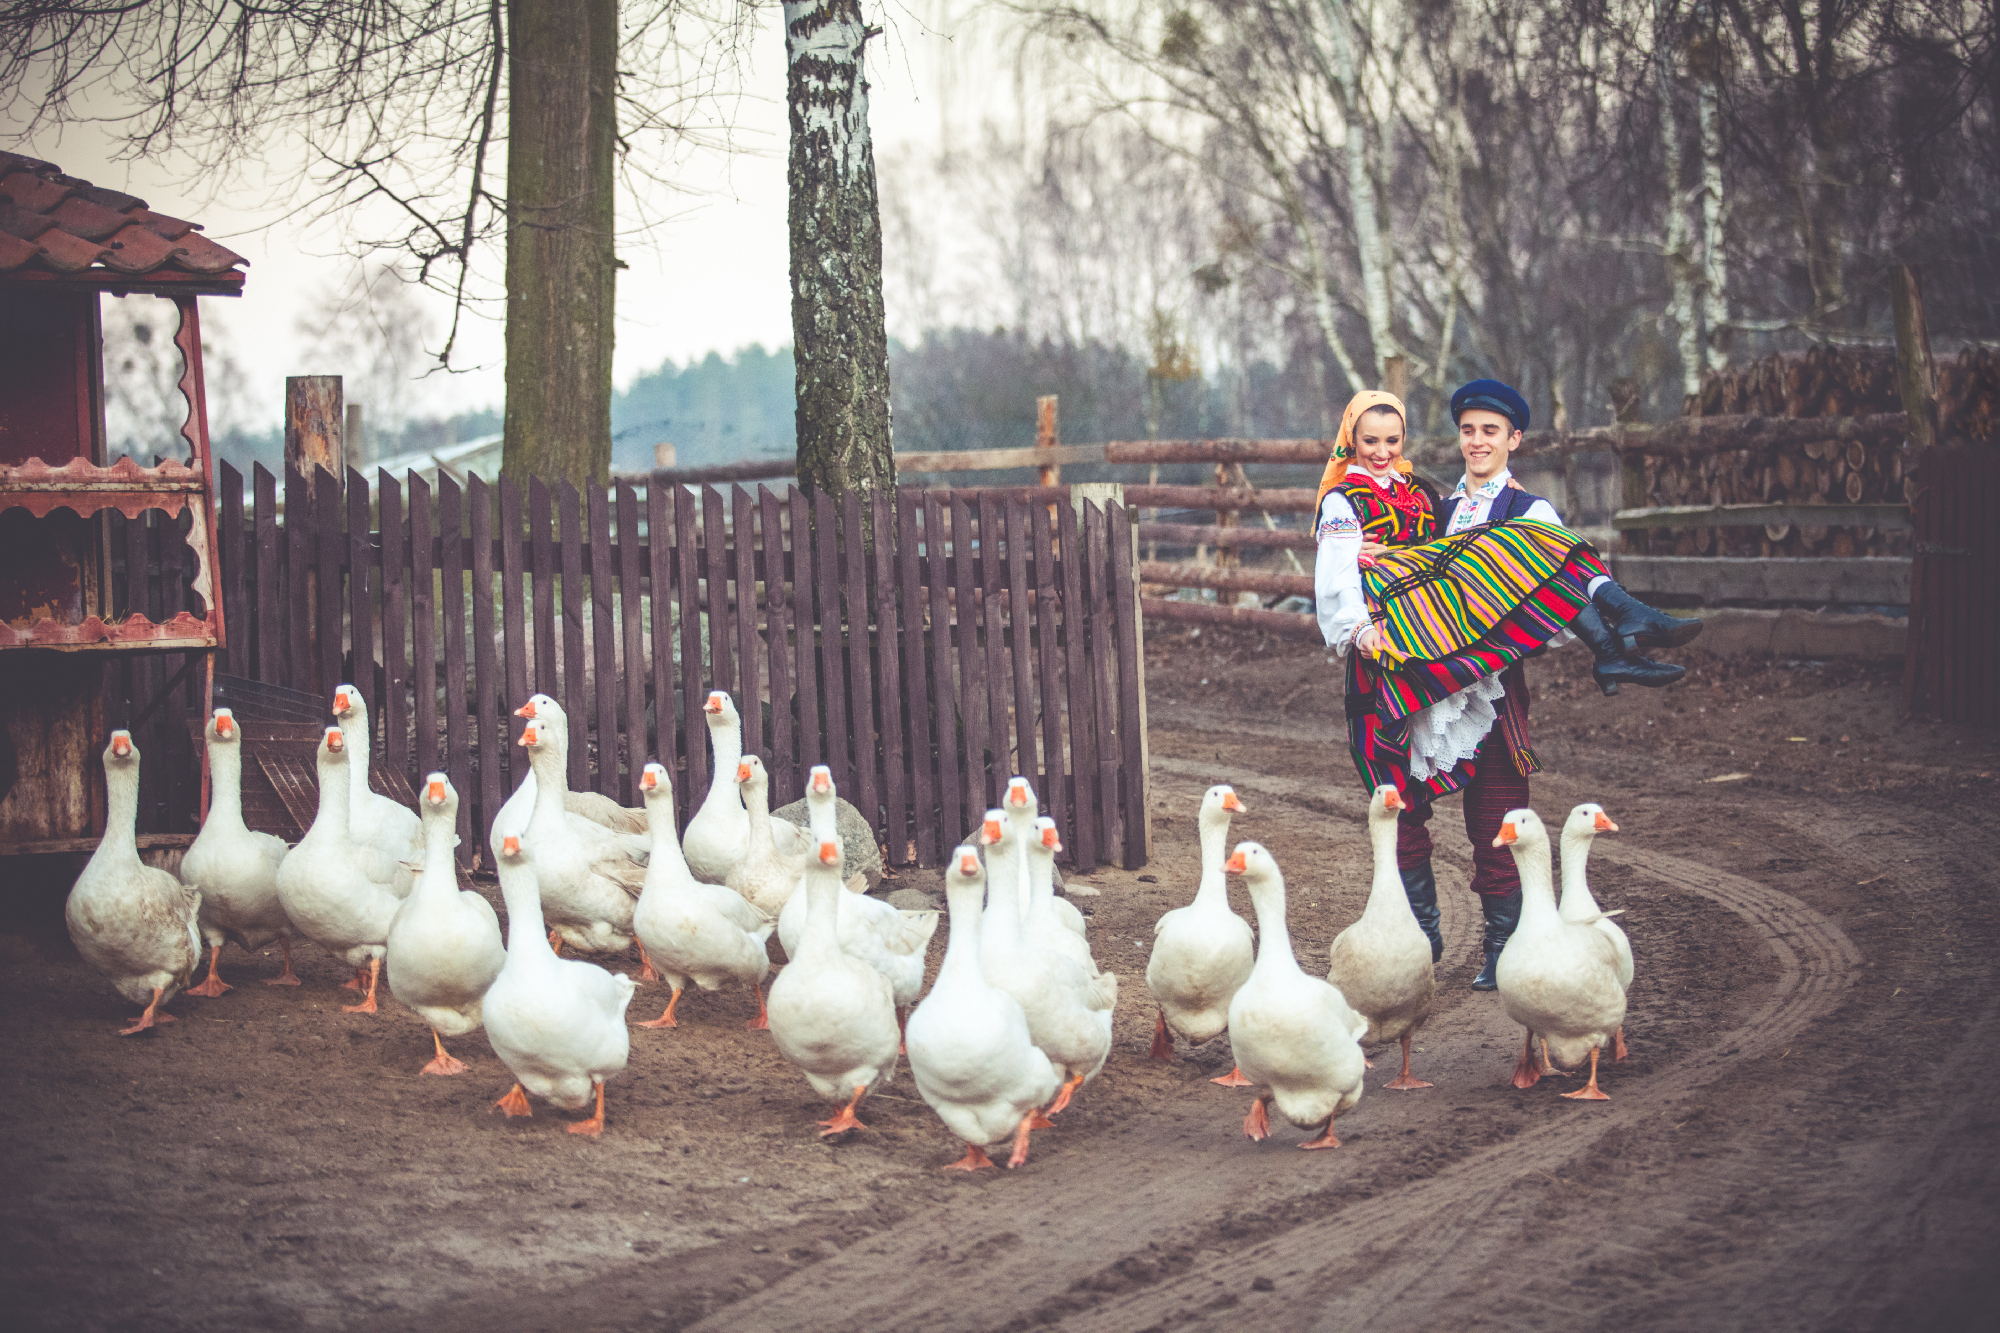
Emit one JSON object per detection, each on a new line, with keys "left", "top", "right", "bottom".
{"left": 190, "top": 463, "right": 1148, "bottom": 871}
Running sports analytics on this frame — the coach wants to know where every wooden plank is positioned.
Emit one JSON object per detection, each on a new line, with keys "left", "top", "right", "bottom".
{"left": 1613, "top": 502, "right": 1910, "bottom": 531}
{"left": 1083, "top": 500, "right": 1122, "bottom": 863}
{"left": 469, "top": 475, "right": 502, "bottom": 835}
{"left": 557, "top": 482, "right": 590, "bottom": 792}
{"left": 253, "top": 463, "right": 281, "bottom": 685}
{"left": 813, "top": 488, "right": 851, "bottom": 796}
{"left": 873, "top": 489, "right": 909, "bottom": 864}
{"left": 1137, "top": 561, "right": 1314, "bottom": 598}
{"left": 894, "top": 442, "right": 1107, "bottom": 473}
{"left": 760, "top": 487, "right": 795, "bottom": 800}
{"left": 1109, "top": 501, "right": 1147, "bottom": 868}
{"left": 1104, "top": 439, "right": 1330, "bottom": 465}
{"left": 1055, "top": 497, "right": 1100, "bottom": 871}
{"left": 647, "top": 481, "right": 675, "bottom": 788}
{"left": 529, "top": 479, "right": 558, "bottom": 698}
{"left": 1610, "top": 555, "right": 1912, "bottom": 606}
{"left": 499, "top": 477, "right": 529, "bottom": 778}
{"left": 1137, "top": 522, "right": 1314, "bottom": 551}
{"left": 314, "top": 466, "right": 344, "bottom": 703}
{"left": 920, "top": 492, "right": 960, "bottom": 850}
{"left": 639, "top": 458, "right": 796, "bottom": 486}
{"left": 408, "top": 472, "right": 437, "bottom": 780}
{"left": 437, "top": 474, "right": 472, "bottom": 859}
{"left": 733, "top": 487, "right": 763, "bottom": 761}
{"left": 676, "top": 485, "right": 706, "bottom": 811}
{"left": 978, "top": 494, "right": 1012, "bottom": 798}
{"left": 284, "top": 465, "right": 311, "bottom": 691}
{"left": 703, "top": 486, "right": 735, "bottom": 732}
{"left": 588, "top": 482, "right": 620, "bottom": 797}
{"left": 1031, "top": 499, "right": 1067, "bottom": 859}
{"left": 345, "top": 468, "right": 375, "bottom": 733}
{"left": 1122, "top": 485, "right": 1318, "bottom": 512}
{"left": 617, "top": 482, "right": 648, "bottom": 804}
{"left": 1005, "top": 499, "right": 1038, "bottom": 801}
{"left": 378, "top": 471, "right": 409, "bottom": 782}
{"left": 788, "top": 488, "right": 821, "bottom": 786}
{"left": 949, "top": 494, "right": 987, "bottom": 822}
{"left": 840, "top": 489, "right": 879, "bottom": 836}
{"left": 1140, "top": 597, "right": 1321, "bottom": 638}
{"left": 219, "top": 461, "right": 247, "bottom": 678}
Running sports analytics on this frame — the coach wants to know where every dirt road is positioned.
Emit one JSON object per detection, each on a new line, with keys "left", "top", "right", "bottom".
{"left": 4, "top": 632, "right": 1996, "bottom": 1331}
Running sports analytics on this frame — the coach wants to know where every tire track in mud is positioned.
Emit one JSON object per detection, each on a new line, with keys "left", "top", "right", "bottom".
{"left": 1060, "top": 843, "right": 1860, "bottom": 1332}
{"left": 688, "top": 764, "right": 1857, "bottom": 1333}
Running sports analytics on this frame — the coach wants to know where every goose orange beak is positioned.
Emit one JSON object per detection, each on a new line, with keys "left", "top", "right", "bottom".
{"left": 332, "top": 689, "right": 350, "bottom": 713}
{"left": 956, "top": 850, "right": 981, "bottom": 876}
{"left": 1224, "top": 850, "right": 1247, "bottom": 874}
{"left": 110, "top": 733, "right": 132, "bottom": 757}
{"left": 705, "top": 692, "right": 725, "bottom": 714}
{"left": 501, "top": 835, "right": 520, "bottom": 856}
{"left": 811, "top": 769, "right": 832, "bottom": 795}
{"left": 514, "top": 699, "right": 537, "bottom": 719}
{"left": 640, "top": 769, "right": 658, "bottom": 790}
{"left": 426, "top": 779, "right": 446, "bottom": 803}
{"left": 819, "top": 840, "right": 841, "bottom": 865}
{"left": 737, "top": 761, "right": 753, "bottom": 782}
{"left": 1221, "top": 791, "right": 1244, "bottom": 812}
{"left": 519, "top": 723, "right": 539, "bottom": 747}
{"left": 1041, "top": 828, "right": 1060, "bottom": 850}
{"left": 213, "top": 712, "right": 234, "bottom": 738}
{"left": 1007, "top": 782, "right": 1030, "bottom": 807}
{"left": 325, "top": 728, "right": 344, "bottom": 751}
{"left": 981, "top": 818, "right": 1003, "bottom": 845}
{"left": 1593, "top": 811, "right": 1619, "bottom": 832}
{"left": 1494, "top": 822, "right": 1517, "bottom": 847}
{"left": 1383, "top": 789, "right": 1404, "bottom": 811}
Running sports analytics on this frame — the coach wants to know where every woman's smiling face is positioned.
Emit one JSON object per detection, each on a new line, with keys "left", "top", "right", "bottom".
{"left": 1353, "top": 406, "right": 1405, "bottom": 474}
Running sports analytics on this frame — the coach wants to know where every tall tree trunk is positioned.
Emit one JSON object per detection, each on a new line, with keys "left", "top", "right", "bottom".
{"left": 1317, "top": 0, "right": 1398, "bottom": 382}
{"left": 785, "top": 0, "right": 894, "bottom": 498}
{"left": 1657, "top": 34, "right": 1702, "bottom": 406}
{"left": 1697, "top": 75, "right": 1730, "bottom": 372}
{"left": 502, "top": 0, "right": 618, "bottom": 490}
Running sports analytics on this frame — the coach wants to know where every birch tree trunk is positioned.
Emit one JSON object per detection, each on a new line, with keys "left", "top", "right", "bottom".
{"left": 785, "top": 0, "right": 895, "bottom": 498}
{"left": 1698, "top": 76, "right": 1730, "bottom": 371}
{"left": 502, "top": 0, "right": 618, "bottom": 490}
{"left": 1656, "top": 35, "right": 1702, "bottom": 404}
{"left": 1317, "top": 0, "right": 1399, "bottom": 383}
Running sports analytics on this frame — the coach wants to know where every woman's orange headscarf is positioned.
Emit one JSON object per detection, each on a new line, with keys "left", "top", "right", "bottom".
{"left": 1314, "top": 390, "right": 1412, "bottom": 515}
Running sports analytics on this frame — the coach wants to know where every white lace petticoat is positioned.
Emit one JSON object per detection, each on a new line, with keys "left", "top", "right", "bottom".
{"left": 1406, "top": 671, "right": 1508, "bottom": 782}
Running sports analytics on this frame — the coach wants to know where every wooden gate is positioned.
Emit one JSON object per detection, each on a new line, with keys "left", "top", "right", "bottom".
{"left": 1903, "top": 446, "right": 1999, "bottom": 724}
{"left": 206, "top": 466, "right": 1149, "bottom": 871}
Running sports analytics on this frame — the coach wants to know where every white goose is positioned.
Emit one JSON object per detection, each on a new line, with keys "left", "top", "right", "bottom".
{"left": 1560, "top": 803, "right": 1633, "bottom": 1061}
{"left": 764, "top": 778, "right": 902, "bottom": 1138}
{"left": 490, "top": 695, "right": 652, "bottom": 853}
{"left": 776, "top": 767, "right": 937, "bottom": 1009}
{"left": 275, "top": 727, "right": 407, "bottom": 1014}
{"left": 906, "top": 845, "right": 1061, "bottom": 1171}
{"left": 682, "top": 692, "right": 811, "bottom": 882}
{"left": 630, "top": 762, "right": 776, "bottom": 1030}
{"left": 330, "top": 685, "right": 423, "bottom": 864}
{"left": 512, "top": 711, "right": 646, "bottom": 955}
{"left": 1494, "top": 808, "right": 1626, "bottom": 1100}
{"left": 1146, "top": 785, "right": 1255, "bottom": 1078}
{"left": 1001, "top": 778, "right": 1085, "bottom": 938}
{"left": 1024, "top": 817, "right": 1096, "bottom": 971}
{"left": 977, "top": 811, "right": 1115, "bottom": 1115}
{"left": 1327, "top": 786, "right": 1437, "bottom": 1091}
{"left": 179, "top": 709, "right": 297, "bottom": 995}
{"left": 725, "top": 755, "right": 810, "bottom": 919}
{"left": 1225, "top": 842, "right": 1369, "bottom": 1149}
{"left": 65, "top": 731, "right": 202, "bottom": 1035}
{"left": 485, "top": 834, "right": 635, "bottom": 1134}
{"left": 384, "top": 775, "right": 505, "bottom": 1075}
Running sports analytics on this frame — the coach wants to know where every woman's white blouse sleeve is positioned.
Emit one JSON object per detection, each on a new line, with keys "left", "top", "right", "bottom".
{"left": 1314, "top": 492, "right": 1368, "bottom": 653}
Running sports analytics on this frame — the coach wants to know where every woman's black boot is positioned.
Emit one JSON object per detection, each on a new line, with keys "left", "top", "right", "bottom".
{"left": 1471, "top": 890, "right": 1521, "bottom": 990}
{"left": 1592, "top": 580, "right": 1704, "bottom": 650}
{"left": 1569, "top": 604, "right": 1686, "bottom": 696}
{"left": 1400, "top": 861, "right": 1444, "bottom": 962}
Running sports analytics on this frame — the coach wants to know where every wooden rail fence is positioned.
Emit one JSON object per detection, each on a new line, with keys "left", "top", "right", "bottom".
{"left": 126, "top": 464, "right": 1152, "bottom": 871}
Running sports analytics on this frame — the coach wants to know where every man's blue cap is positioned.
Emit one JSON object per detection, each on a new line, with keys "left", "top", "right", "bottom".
{"left": 1450, "top": 379, "right": 1530, "bottom": 434}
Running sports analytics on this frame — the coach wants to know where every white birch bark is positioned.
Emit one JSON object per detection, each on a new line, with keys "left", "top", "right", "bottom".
{"left": 1698, "top": 75, "right": 1729, "bottom": 373}
{"left": 1656, "top": 33, "right": 1702, "bottom": 402}
{"left": 1317, "top": 0, "right": 1399, "bottom": 383}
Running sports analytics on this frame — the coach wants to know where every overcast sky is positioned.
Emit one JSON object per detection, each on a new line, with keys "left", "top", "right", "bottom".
{"left": 17, "top": 1, "right": 1038, "bottom": 430}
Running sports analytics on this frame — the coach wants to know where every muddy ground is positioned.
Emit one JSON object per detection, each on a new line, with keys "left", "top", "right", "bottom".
{"left": 4, "top": 627, "right": 1998, "bottom": 1332}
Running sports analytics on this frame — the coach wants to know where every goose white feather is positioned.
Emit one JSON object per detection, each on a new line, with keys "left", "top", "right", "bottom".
{"left": 179, "top": 709, "right": 296, "bottom": 995}
{"left": 1326, "top": 786, "right": 1437, "bottom": 1090}
{"left": 1145, "top": 785, "right": 1255, "bottom": 1065}
{"left": 384, "top": 774, "right": 505, "bottom": 1075}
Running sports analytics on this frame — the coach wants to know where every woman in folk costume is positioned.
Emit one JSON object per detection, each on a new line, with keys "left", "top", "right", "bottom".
{"left": 1313, "top": 385, "right": 1697, "bottom": 986}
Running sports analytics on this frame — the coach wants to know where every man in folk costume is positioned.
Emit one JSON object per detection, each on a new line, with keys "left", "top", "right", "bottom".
{"left": 1314, "top": 382, "right": 1700, "bottom": 988}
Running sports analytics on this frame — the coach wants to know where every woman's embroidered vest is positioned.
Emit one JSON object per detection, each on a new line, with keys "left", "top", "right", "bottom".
{"left": 1336, "top": 477, "right": 1436, "bottom": 546}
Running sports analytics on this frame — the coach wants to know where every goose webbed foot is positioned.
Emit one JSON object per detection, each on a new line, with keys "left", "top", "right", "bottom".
{"left": 816, "top": 1086, "right": 869, "bottom": 1137}
{"left": 944, "top": 1144, "right": 996, "bottom": 1172}
{"left": 1559, "top": 1047, "right": 1611, "bottom": 1101}
{"left": 118, "top": 987, "right": 176, "bottom": 1036}
{"left": 493, "top": 1083, "right": 533, "bottom": 1117}
{"left": 566, "top": 1081, "right": 608, "bottom": 1135}
{"left": 340, "top": 957, "right": 381, "bottom": 1014}
{"left": 1243, "top": 1093, "right": 1272, "bottom": 1142}
{"left": 1046, "top": 1073, "right": 1085, "bottom": 1115}
{"left": 637, "top": 987, "right": 683, "bottom": 1029}
{"left": 1510, "top": 1029, "right": 1542, "bottom": 1090}
{"left": 1383, "top": 1034, "right": 1433, "bottom": 1090}
{"left": 261, "top": 938, "right": 302, "bottom": 986}
{"left": 185, "top": 945, "right": 232, "bottom": 997}
{"left": 1148, "top": 1009, "right": 1174, "bottom": 1062}
{"left": 1298, "top": 1115, "right": 1342, "bottom": 1150}
{"left": 1210, "top": 1065, "right": 1254, "bottom": 1088}
{"left": 420, "top": 1030, "right": 468, "bottom": 1076}
{"left": 1612, "top": 1026, "right": 1629, "bottom": 1062}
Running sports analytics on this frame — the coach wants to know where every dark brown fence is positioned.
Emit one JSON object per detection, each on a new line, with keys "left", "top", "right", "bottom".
{"left": 199, "top": 464, "right": 1148, "bottom": 871}
{"left": 1902, "top": 446, "right": 1998, "bottom": 724}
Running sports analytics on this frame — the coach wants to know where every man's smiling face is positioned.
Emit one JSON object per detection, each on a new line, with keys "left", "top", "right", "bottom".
{"left": 1458, "top": 408, "right": 1521, "bottom": 483}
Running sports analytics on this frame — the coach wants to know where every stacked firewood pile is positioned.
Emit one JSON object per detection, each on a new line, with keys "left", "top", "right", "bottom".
{"left": 1628, "top": 346, "right": 1997, "bottom": 560}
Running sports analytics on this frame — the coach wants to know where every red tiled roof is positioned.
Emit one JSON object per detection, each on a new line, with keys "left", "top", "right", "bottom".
{"left": 0, "top": 151, "right": 248, "bottom": 282}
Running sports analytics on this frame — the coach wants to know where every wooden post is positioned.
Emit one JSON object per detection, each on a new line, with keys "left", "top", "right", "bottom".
{"left": 1036, "top": 396, "right": 1060, "bottom": 486}
{"left": 1383, "top": 353, "right": 1409, "bottom": 401}
{"left": 1891, "top": 264, "right": 1939, "bottom": 451}
{"left": 345, "top": 402, "right": 366, "bottom": 467}
{"left": 286, "top": 376, "right": 343, "bottom": 695}
{"left": 1611, "top": 375, "right": 1646, "bottom": 554}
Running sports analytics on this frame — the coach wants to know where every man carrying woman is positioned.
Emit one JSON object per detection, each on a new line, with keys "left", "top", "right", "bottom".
{"left": 1314, "top": 381, "right": 1699, "bottom": 989}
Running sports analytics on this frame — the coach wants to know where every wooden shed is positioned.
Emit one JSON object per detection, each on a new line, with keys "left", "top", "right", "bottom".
{"left": 0, "top": 150, "right": 247, "bottom": 855}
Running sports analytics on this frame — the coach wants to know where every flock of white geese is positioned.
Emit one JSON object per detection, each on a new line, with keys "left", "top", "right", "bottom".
{"left": 62, "top": 687, "right": 1636, "bottom": 1167}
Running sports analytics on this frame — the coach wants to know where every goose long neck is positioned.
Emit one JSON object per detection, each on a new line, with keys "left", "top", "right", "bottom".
{"left": 1512, "top": 835, "right": 1560, "bottom": 926}
{"left": 311, "top": 757, "right": 352, "bottom": 841}
{"left": 206, "top": 740, "right": 249, "bottom": 834}
{"left": 939, "top": 882, "right": 985, "bottom": 982}
{"left": 1192, "top": 812, "right": 1233, "bottom": 907}
{"left": 498, "top": 865, "right": 554, "bottom": 960}
{"left": 526, "top": 733, "right": 566, "bottom": 815}
{"left": 798, "top": 862, "right": 843, "bottom": 959}
{"left": 340, "top": 708, "right": 372, "bottom": 800}
{"left": 1248, "top": 873, "right": 1298, "bottom": 976}
{"left": 1007, "top": 807, "right": 1036, "bottom": 912}
{"left": 1364, "top": 811, "right": 1404, "bottom": 916}
{"left": 982, "top": 858, "right": 1024, "bottom": 947}
{"left": 102, "top": 760, "right": 139, "bottom": 856}
{"left": 744, "top": 778, "right": 775, "bottom": 854}
{"left": 1559, "top": 828, "right": 1597, "bottom": 910}
{"left": 644, "top": 797, "right": 697, "bottom": 889}
{"left": 707, "top": 719, "right": 742, "bottom": 802}
{"left": 415, "top": 811, "right": 456, "bottom": 899}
